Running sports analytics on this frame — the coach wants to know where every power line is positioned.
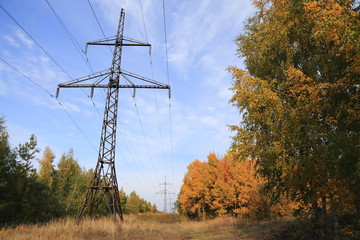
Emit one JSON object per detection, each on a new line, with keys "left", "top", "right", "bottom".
{"left": 117, "top": 126, "right": 158, "bottom": 186}
{"left": 138, "top": 0, "right": 149, "bottom": 42}
{"left": 162, "top": 0, "right": 175, "bottom": 190}
{"left": 56, "top": 8, "right": 170, "bottom": 222}
{"left": 44, "top": 0, "right": 107, "bottom": 126}
{"left": 86, "top": 0, "right": 112, "bottom": 101}
{"left": 87, "top": 0, "right": 106, "bottom": 39}
{"left": 117, "top": 145, "right": 154, "bottom": 196}
{"left": 138, "top": 0, "right": 169, "bottom": 181}
{"left": 0, "top": 4, "right": 73, "bottom": 80}
{"left": 45, "top": 0, "right": 94, "bottom": 73}
{"left": 2, "top": 1, "right": 103, "bottom": 134}
{"left": 0, "top": 57, "right": 54, "bottom": 97}
{"left": 162, "top": 0, "right": 170, "bottom": 86}
{"left": 86, "top": 2, "right": 169, "bottom": 189}
{"left": 132, "top": 97, "right": 160, "bottom": 184}
{"left": 1, "top": 57, "right": 97, "bottom": 153}
{"left": 86, "top": 0, "right": 113, "bottom": 55}
{"left": 85, "top": 0, "right": 163, "bottom": 192}
{"left": 169, "top": 99, "right": 174, "bottom": 188}
{"left": 1, "top": 4, "right": 100, "bottom": 152}
{"left": 2, "top": 58, "right": 152, "bottom": 208}
{"left": 57, "top": 101, "right": 97, "bottom": 152}
{"left": 2, "top": 3, "right": 165, "bottom": 205}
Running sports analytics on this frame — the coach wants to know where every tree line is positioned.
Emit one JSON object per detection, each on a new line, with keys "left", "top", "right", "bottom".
{"left": 0, "top": 116, "right": 156, "bottom": 226}
{"left": 180, "top": 0, "right": 358, "bottom": 239}
{"left": 178, "top": 152, "right": 296, "bottom": 220}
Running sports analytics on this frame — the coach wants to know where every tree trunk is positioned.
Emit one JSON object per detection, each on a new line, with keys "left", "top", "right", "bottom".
{"left": 311, "top": 201, "right": 319, "bottom": 220}
{"left": 311, "top": 201, "right": 319, "bottom": 239}
{"left": 321, "top": 195, "right": 327, "bottom": 240}
{"left": 330, "top": 199, "right": 339, "bottom": 240}
{"left": 202, "top": 204, "right": 206, "bottom": 221}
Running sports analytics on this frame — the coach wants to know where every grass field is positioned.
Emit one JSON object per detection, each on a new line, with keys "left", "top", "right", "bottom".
{"left": 0, "top": 214, "right": 293, "bottom": 240}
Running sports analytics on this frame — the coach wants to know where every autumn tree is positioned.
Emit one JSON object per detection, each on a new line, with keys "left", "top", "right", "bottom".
{"left": 38, "top": 146, "right": 56, "bottom": 189}
{"left": 229, "top": 0, "right": 359, "bottom": 237}
{"left": 178, "top": 152, "right": 295, "bottom": 220}
{"left": 178, "top": 159, "right": 209, "bottom": 219}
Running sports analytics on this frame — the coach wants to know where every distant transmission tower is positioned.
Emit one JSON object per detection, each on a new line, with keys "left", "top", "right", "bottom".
{"left": 156, "top": 176, "right": 175, "bottom": 213}
{"left": 56, "top": 8, "right": 170, "bottom": 223}
{"left": 169, "top": 195, "right": 173, "bottom": 214}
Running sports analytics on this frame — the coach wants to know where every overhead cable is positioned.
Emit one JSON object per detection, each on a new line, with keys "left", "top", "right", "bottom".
{"left": 0, "top": 5, "right": 73, "bottom": 80}
{"left": 1, "top": 57, "right": 97, "bottom": 153}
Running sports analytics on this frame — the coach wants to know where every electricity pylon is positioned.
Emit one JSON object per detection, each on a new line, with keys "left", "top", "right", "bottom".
{"left": 156, "top": 176, "right": 175, "bottom": 213}
{"left": 56, "top": 8, "right": 170, "bottom": 223}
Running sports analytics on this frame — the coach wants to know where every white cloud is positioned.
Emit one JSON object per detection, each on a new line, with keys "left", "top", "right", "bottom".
{"left": 0, "top": 0, "right": 254, "bottom": 208}
{"left": 200, "top": 116, "right": 219, "bottom": 126}
{"left": 3, "top": 35, "right": 20, "bottom": 47}
{"left": 59, "top": 101, "right": 80, "bottom": 112}
{"left": 15, "top": 29, "right": 34, "bottom": 48}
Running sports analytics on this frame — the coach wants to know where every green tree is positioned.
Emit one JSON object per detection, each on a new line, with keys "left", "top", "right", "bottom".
{"left": 0, "top": 116, "right": 19, "bottom": 224}
{"left": 71, "top": 167, "right": 93, "bottom": 215}
{"left": 119, "top": 187, "right": 127, "bottom": 213}
{"left": 17, "top": 134, "right": 40, "bottom": 172}
{"left": 123, "top": 190, "right": 155, "bottom": 214}
{"left": 55, "top": 149, "right": 81, "bottom": 215}
{"left": 0, "top": 117, "right": 55, "bottom": 224}
{"left": 125, "top": 191, "right": 141, "bottom": 214}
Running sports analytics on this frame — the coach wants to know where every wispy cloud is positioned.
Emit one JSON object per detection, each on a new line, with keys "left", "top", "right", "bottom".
{"left": 3, "top": 35, "right": 20, "bottom": 47}
{"left": 0, "top": 0, "right": 254, "bottom": 207}
{"left": 15, "top": 28, "right": 34, "bottom": 48}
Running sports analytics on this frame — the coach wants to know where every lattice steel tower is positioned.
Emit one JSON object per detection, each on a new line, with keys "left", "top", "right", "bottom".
{"left": 156, "top": 176, "right": 175, "bottom": 213}
{"left": 56, "top": 8, "right": 170, "bottom": 223}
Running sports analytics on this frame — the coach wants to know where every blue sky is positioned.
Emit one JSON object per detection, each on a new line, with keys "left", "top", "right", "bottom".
{"left": 0, "top": 0, "right": 254, "bottom": 211}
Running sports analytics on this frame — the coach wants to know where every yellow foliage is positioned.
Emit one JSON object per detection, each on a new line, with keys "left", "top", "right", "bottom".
{"left": 178, "top": 152, "right": 298, "bottom": 219}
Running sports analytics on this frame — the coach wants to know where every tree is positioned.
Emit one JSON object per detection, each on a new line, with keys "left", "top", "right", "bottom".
{"left": 178, "top": 152, "right": 296, "bottom": 220}
{"left": 178, "top": 159, "right": 209, "bottom": 220}
{"left": 0, "top": 117, "right": 55, "bottom": 223}
{"left": 119, "top": 188, "right": 127, "bottom": 212}
{"left": 0, "top": 116, "right": 19, "bottom": 224}
{"left": 37, "top": 146, "right": 56, "bottom": 189}
{"left": 124, "top": 191, "right": 154, "bottom": 214}
{"left": 55, "top": 149, "right": 81, "bottom": 215}
{"left": 229, "top": 0, "right": 359, "bottom": 237}
{"left": 17, "top": 134, "right": 40, "bottom": 172}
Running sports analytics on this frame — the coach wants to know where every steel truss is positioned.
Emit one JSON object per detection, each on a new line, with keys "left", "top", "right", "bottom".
{"left": 57, "top": 8, "right": 170, "bottom": 223}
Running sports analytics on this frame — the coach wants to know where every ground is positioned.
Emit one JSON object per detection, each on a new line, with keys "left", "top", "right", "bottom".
{"left": 0, "top": 214, "right": 296, "bottom": 240}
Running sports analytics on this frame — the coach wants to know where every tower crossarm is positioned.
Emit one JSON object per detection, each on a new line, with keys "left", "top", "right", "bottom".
{"left": 57, "top": 84, "right": 169, "bottom": 89}
{"left": 57, "top": 69, "right": 111, "bottom": 86}
{"left": 56, "top": 68, "right": 170, "bottom": 97}
{"left": 56, "top": 69, "right": 169, "bottom": 89}
{"left": 85, "top": 36, "right": 151, "bottom": 49}
{"left": 121, "top": 69, "right": 169, "bottom": 88}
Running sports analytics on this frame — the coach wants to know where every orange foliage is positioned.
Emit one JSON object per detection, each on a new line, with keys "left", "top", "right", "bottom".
{"left": 178, "top": 152, "right": 297, "bottom": 219}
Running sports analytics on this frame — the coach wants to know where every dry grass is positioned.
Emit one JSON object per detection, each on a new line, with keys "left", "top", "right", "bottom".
{"left": 0, "top": 214, "right": 293, "bottom": 240}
